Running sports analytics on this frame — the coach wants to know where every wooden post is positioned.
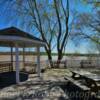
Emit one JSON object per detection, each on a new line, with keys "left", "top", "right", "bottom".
{"left": 11, "top": 47, "right": 13, "bottom": 71}
{"left": 15, "top": 44, "right": 20, "bottom": 84}
{"left": 37, "top": 46, "right": 41, "bottom": 77}
{"left": 23, "top": 47, "right": 25, "bottom": 69}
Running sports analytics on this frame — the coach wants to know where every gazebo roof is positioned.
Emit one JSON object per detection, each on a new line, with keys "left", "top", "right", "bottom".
{"left": 0, "top": 27, "right": 45, "bottom": 47}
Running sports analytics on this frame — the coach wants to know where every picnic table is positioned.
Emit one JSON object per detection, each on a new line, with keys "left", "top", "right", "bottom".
{"left": 80, "top": 60, "right": 94, "bottom": 68}
{"left": 70, "top": 70, "right": 100, "bottom": 92}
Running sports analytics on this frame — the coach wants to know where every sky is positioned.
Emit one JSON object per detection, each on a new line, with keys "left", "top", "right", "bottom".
{"left": 0, "top": 0, "right": 99, "bottom": 54}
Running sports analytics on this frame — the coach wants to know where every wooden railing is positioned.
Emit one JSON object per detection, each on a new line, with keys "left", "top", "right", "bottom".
{"left": 51, "top": 60, "right": 67, "bottom": 68}
{"left": 0, "top": 62, "right": 12, "bottom": 73}
{"left": 23, "top": 61, "right": 47, "bottom": 73}
{"left": 24, "top": 62, "right": 37, "bottom": 67}
{"left": 23, "top": 62, "right": 37, "bottom": 73}
{"left": 0, "top": 60, "right": 48, "bottom": 73}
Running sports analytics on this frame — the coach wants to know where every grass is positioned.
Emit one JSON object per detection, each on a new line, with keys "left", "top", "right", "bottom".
{"left": 44, "top": 68, "right": 71, "bottom": 76}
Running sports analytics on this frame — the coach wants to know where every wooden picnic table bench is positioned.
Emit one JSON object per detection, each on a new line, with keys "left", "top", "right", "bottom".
{"left": 64, "top": 76, "right": 90, "bottom": 91}
{"left": 80, "top": 60, "right": 94, "bottom": 68}
{"left": 70, "top": 70, "right": 100, "bottom": 92}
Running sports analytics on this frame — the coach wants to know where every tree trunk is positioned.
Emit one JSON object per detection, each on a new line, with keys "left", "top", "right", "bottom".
{"left": 46, "top": 48, "right": 54, "bottom": 68}
{"left": 57, "top": 50, "right": 63, "bottom": 68}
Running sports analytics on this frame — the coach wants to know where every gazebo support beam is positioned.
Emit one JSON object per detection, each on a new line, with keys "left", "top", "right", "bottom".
{"left": 37, "top": 46, "right": 41, "bottom": 77}
{"left": 15, "top": 44, "right": 20, "bottom": 84}
{"left": 11, "top": 47, "right": 13, "bottom": 71}
{"left": 23, "top": 47, "right": 25, "bottom": 69}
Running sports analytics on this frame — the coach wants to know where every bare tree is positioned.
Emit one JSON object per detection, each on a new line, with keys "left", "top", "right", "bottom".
{"left": 71, "top": 10, "right": 100, "bottom": 52}
{"left": 2, "top": 0, "right": 98, "bottom": 67}
{"left": 11, "top": 0, "right": 70, "bottom": 67}
{"left": 0, "top": 0, "right": 57, "bottom": 67}
{"left": 53, "top": 0, "right": 70, "bottom": 66}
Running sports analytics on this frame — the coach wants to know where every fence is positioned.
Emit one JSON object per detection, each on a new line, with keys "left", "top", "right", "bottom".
{"left": 61, "top": 60, "right": 100, "bottom": 68}
{"left": 0, "top": 62, "right": 12, "bottom": 73}
{"left": 0, "top": 59, "right": 99, "bottom": 73}
{"left": 0, "top": 60, "right": 48, "bottom": 73}
{"left": 47, "top": 59, "right": 100, "bottom": 68}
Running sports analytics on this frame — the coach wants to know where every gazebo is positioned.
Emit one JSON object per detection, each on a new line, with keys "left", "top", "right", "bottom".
{"left": 0, "top": 27, "right": 46, "bottom": 84}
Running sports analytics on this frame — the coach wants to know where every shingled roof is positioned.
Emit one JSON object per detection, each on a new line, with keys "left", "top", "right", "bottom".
{"left": 0, "top": 27, "right": 45, "bottom": 47}
{"left": 0, "top": 27, "right": 44, "bottom": 43}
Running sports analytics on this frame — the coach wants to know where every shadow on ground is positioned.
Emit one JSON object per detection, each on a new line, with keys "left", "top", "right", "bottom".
{"left": 60, "top": 83, "right": 98, "bottom": 100}
{"left": 0, "top": 69, "right": 99, "bottom": 100}
{"left": 0, "top": 71, "right": 28, "bottom": 89}
{"left": 0, "top": 77, "right": 98, "bottom": 100}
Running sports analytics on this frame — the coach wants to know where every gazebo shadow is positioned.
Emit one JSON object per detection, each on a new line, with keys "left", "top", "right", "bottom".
{"left": 0, "top": 71, "right": 28, "bottom": 89}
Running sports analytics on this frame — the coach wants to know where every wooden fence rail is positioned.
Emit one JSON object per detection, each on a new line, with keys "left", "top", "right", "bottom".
{"left": 0, "top": 62, "right": 12, "bottom": 73}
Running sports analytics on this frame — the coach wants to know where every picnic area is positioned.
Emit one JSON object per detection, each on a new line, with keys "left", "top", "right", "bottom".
{"left": 0, "top": 26, "right": 99, "bottom": 100}
{"left": 0, "top": 0, "right": 100, "bottom": 100}
{"left": 0, "top": 68, "right": 100, "bottom": 100}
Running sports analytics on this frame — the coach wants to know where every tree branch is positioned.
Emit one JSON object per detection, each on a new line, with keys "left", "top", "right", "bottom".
{"left": 61, "top": 0, "right": 69, "bottom": 51}
{"left": 54, "top": 0, "right": 62, "bottom": 51}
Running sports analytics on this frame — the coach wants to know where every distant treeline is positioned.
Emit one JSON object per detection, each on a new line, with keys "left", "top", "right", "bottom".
{"left": 0, "top": 52, "right": 99, "bottom": 57}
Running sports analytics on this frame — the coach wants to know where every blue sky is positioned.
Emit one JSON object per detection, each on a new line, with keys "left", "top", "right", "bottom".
{"left": 0, "top": 0, "right": 98, "bottom": 54}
